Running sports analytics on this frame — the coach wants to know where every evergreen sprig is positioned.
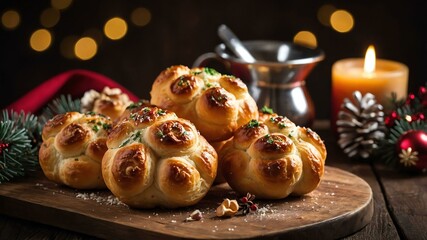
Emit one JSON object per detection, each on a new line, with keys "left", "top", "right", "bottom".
{"left": 0, "top": 115, "right": 39, "bottom": 183}
{"left": 2, "top": 110, "right": 42, "bottom": 147}
{"left": 40, "top": 94, "right": 81, "bottom": 124}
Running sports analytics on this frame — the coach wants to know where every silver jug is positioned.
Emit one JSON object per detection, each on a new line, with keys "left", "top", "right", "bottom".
{"left": 193, "top": 40, "right": 324, "bottom": 127}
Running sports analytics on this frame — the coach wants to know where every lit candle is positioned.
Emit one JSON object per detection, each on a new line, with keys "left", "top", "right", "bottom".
{"left": 331, "top": 45, "right": 409, "bottom": 129}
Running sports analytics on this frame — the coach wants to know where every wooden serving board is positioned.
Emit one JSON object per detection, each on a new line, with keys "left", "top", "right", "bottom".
{"left": 0, "top": 166, "right": 373, "bottom": 239}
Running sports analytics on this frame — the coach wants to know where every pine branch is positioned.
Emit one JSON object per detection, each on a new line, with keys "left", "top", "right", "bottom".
{"left": 0, "top": 120, "right": 38, "bottom": 183}
{"left": 2, "top": 110, "right": 42, "bottom": 147}
{"left": 0, "top": 110, "right": 41, "bottom": 183}
{"left": 40, "top": 94, "right": 81, "bottom": 124}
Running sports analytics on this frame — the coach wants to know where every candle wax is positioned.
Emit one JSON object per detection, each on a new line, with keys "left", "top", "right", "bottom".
{"left": 331, "top": 58, "right": 408, "bottom": 131}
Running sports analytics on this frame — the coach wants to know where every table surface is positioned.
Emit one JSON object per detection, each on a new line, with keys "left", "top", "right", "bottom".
{"left": 1, "top": 120, "right": 426, "bottom": 240}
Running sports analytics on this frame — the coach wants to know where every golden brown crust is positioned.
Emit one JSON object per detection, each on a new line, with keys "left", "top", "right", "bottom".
{"left": 144, "top": 119, "right": 197, "bottom": 158}
{"left": 111, "top": 144, "right": 150, "bottom": 189}
{"left": 102, "top": 105, "right": 218, "bottom": 209}
{"left": 81, "top": 87, "right": 133, "bottom": 121}
{"left": 42, "top": 112, "right": 81, "bottom": 140}
{"left": 85, "top": 138, "right": 108, "bottom": 162}
{"left": 38, "top": 112, "right": 112, "bottom": 189}
{"left": 219, "top": 115, "right": 326, "bottom": 199}
{"left": 150, "top": 65, "right": 259, "bottom": 142}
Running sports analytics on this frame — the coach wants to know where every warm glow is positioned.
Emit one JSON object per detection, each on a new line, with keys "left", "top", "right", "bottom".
{"left": 131, "top": 7, "right": 151, "bottom": 27}
{"left": 74, "top": 37, "right": 97, "bottom": 60}
{"left": 60, "top": 35, "right": 77, "bottom": 59}
{"left": 330, "top": 10, "right": 354, "bottom": 33}
{"left": 40, "top": 8, "right": 60, "bottom": 28}
{"left": 51, "top": 0, "right": 73, "bottom": 10}
{"left": 317, "top": 4, "right": 336, "bottom": 26}
{"left": 30, "top": 29, "right": 52, "bottom": 52}
{"left": 364, "top": 45, "right": 376, "bottom": 73}
{"left": 2, "top": 10, "right": 20, "bottom": 29}
{"left": 293, "top": 31, "right": 317, "bottom": 48}
{"left": 104, "top": 17, "right": 127, "bottom": 40}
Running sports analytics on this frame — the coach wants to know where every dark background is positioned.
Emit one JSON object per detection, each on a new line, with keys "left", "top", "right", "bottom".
{"left": 1, "top": 0, "right": 426, "bottom": 120}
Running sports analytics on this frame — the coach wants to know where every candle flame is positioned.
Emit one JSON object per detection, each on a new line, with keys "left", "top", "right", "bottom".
{"left": 364, "top": 45, "right": 376, "bottom": 73}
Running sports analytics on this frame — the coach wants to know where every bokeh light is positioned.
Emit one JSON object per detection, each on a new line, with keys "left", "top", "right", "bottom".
{"left": 330, "top": 10, "right": 354, "bottom": 33}
{"left": 40, "top": 8, "right": 60, "bottom": 28}
{"left": 317, "top": 4, "right": 336, "bottom": 27}
{"left": 104, "top": 17, "right": 127, "bottom": 40}
{"left": 131, "top": 7, "right": 151, "bottom": 27}
{"left": 74, "top": 37, "right": 97, "bottom": 60}
{"left": 60, "top": 35, "right": 77, "bottom": 59}
{"left": 51, "top": 0, "right": 73, "bottom": 10}
{"left": 1, "top": 10, "right": 20, "bottom": 30}
{"left": 30, "top": 29, "right": 52, "bottom": 52}
{"left": 293, "top": 31, "right": 317, "bottom": 48}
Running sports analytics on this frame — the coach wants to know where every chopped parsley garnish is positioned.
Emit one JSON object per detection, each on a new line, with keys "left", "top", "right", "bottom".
{"left": 157, "top": 109, "right": 166, "bottom": 116}
{"left": 126, "top": 102, "right": 142, "bottom": 110}
{"left": 130, "top": 112, "right": 137, "bottom": 121}
{"left": 246, "top": 119, "right": 260, "bottom": 129}
{"left": 270, "top": 116, "right": 287, "bottom": 129}
{"left": 156, "top": 129, "right": 165, "bottom": 138}
{"left": 265, "top": 134, "right": 274, "bottom": 144}
{"left": 133, "top": 131, "right": 141, "bottom": 141}
{"left": 102, "top": 123, "right": 112, "bottom": 130}
{"left": 204, "top": 67, "right": 219, "bottom": 75}
{"left": 178, "top": 76, "right": 188, "bottom": 87}
{"left": 119, "top": 131, "right": 142, "bottom": 147}
{"left": 261, "top": 106, "right": 274, "bottom": 114}
{"left": 86, "top": 111, "right": 96, "bottom": 116}
{"left": 92, "top": 125, "right": 99, "bottom": 132}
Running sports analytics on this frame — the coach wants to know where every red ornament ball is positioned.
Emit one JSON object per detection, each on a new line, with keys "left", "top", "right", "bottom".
{"left": 396, "top": 130, "right": 427, "bottom": 173}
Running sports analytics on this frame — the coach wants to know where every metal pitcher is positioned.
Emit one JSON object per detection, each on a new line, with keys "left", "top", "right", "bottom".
{"left": 193, "top": 40, "right": 324, "bottom": 127}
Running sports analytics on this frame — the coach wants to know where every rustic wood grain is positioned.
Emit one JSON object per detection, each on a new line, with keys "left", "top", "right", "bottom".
{"left": 315, "top": 126, "right": 400, "bottom": 240}
{"left": 0, "top": 215, "right": 96, "bottom": 240}
{"left": 373, "top": 163, "right": 427, "bottom": 240}
{"left": 0, "top": 166, "right": 372, "bottom": 240}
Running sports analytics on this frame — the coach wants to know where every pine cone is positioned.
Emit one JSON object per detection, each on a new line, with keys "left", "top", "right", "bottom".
{"left": 337, "top": 91, "right": 386, "bottom": 159}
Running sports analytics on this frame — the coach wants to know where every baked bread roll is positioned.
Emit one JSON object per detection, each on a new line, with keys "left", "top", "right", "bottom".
{"left": 102, "top": 103, "right": 218, "bottom": 208}
{"left": 219, "top": 113, "right": 326, "bottom": 199}
{"left": 81, "top": 87, "right": 133, "bottom": 121}
{"left": 150, "top": 65, "right": 259, "bottom": 142}
{"left": 39, "top": 112, "right": 112, "bottom": 189}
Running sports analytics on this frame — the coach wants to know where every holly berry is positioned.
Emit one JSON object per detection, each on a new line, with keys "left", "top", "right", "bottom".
{"left": 410, "top": 112, "right": 426, "bottom": 122}
{"left": 406, "top": 93, "right": 416, "bottom": 106}
{"left": 0, "top": 142, "right": 10, "bottom": 155}
{"left": 419, "top": 86, "right": 427, "bottom": 108}
{"left": 249, "top": 203, "right": 258, "bottom": 212}
{"left": 417, "top": 113, "right": 425, "bottom": 121}
{"left": 385, "top": 111, "right": 400, "bottom": 128}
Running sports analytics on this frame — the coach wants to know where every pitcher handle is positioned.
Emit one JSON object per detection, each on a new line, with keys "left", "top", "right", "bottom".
{"left": 192, "top": 52, "right": 221, "bottom": 68}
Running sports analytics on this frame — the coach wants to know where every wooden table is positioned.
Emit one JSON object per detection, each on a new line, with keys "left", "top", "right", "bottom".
{"left": 0, "top": 120, "right": 426, "bottom": 240}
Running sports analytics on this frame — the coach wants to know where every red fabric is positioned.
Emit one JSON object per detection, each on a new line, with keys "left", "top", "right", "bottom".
{"left": 6, "top": 69, "right": 140, "bottom": 114}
